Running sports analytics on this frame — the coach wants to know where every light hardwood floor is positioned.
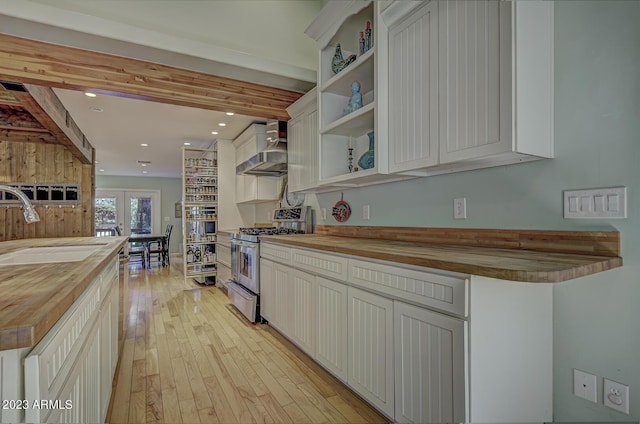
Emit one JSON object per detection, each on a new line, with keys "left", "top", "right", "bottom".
{"left": 107, "top": 258, "right": 389, "bottom": 423}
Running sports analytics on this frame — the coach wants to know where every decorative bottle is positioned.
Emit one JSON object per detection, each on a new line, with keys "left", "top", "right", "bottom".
{"left": 359, "top": 31, "right": 365, "bottom": 56}
{"left": 365, "top": 21, "right": 372, "bottom": 52}
{"left": 187, "top": 247, "right": 194, "bottom": 263}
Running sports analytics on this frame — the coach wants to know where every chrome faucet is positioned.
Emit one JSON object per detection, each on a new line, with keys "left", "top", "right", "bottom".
{"left": 0, "top": 185, "right": 40, "bottom": 223}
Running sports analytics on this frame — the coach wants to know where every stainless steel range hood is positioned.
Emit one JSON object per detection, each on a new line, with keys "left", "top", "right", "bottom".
{"left": 236, "top": 148, "right": 288, "bottom": 176}
{"left": 236, "top": 120, "right": 288, "bottom": 176}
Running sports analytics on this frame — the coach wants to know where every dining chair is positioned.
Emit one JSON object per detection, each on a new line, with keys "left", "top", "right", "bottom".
{"left": 149, "top": 224, "right": 173, "bottom": 267}
{"left": 128, "top": 242, "right": 147, "bottom": 268}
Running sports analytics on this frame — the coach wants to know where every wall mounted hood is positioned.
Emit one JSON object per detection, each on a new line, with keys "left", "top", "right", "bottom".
{"left": 236, "top": 120, "right": 288, "bottom": 176}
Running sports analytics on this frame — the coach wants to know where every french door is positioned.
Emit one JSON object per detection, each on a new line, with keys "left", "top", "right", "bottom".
{"left": 95, "top": 189, "right": 161, "bottom": 236}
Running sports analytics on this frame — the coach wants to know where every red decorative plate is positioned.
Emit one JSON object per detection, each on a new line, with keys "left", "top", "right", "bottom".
{"left": 332, "top": 200, "right": 351, "bottom": 222}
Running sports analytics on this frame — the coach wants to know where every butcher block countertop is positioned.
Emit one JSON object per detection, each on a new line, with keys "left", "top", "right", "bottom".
{"left": 0, "top": 236, "right": 128, "bottom": 351}
{"left": 259, "top": 226, "right": 623, "bottom": 283}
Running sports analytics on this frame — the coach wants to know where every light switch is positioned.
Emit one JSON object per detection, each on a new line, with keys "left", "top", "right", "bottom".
{"left": 564, "top": 187, "right": 626, "bottom": 219}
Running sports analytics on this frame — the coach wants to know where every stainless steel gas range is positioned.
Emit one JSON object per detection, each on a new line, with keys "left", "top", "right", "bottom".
{"left": 227, "top": 206, "right": 311, "bottom": 323}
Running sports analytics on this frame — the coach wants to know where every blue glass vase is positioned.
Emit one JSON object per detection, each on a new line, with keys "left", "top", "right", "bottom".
{"left": 358, "top": 131, "right": 375, "bottom": 170}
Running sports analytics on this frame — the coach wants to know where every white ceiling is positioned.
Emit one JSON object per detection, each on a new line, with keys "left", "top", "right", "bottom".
{"left": 54, "top": 88, "right": 262, "bottom": 178}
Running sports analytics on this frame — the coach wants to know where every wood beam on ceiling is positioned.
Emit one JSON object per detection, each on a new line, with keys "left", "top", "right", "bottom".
{"left": 8, "top": 85, "right": 93, "bottom": 164}
{"left": 0, "top": 34, "right": 303, "bottom": 121}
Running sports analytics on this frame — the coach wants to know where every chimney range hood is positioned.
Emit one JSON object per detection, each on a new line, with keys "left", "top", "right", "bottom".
{"left": 236, "top": 120, "right": 288, "bottom": 176}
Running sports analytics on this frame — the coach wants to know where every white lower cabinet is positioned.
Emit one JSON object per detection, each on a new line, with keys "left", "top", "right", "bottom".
{"left": 347, "top": 287, "right": 395, "bottom": 418}
{"left": 315, "top": 276, "right": 348, "bottom": 382}
{"left": 259, "top": 258, "right": 276, "bottom": 323}
{"left": 290, "top": 269, "right": 316, "bottom": 356}
{"left": 19, "top": 256, "right": 120, "bottom": 424}
{"left": 394, "top": 301, "right": 465, "bottom": 424}
{"left": 260, "top": 242, "right": 552, "bottom": 423}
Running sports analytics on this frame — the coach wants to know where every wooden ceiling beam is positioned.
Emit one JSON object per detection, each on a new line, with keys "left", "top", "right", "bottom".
{"left": 0, "top": 125, "right": 59, "bottom": 144}
{"left": 0, "top": 34, "right": 304, "bottom": 121}
{"left": 10, "top": 85, "right": 93, "bottom": 164}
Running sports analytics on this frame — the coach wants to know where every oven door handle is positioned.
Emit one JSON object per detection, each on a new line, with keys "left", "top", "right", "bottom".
{"left": 231, "top": 240, "right": 258, "bottom": 249}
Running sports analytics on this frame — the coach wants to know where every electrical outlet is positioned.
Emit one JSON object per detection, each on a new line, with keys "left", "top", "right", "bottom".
{"left": 574, "top": 369, "right": 597, "bottom": 403}
{"left": 453, "top": 198, "right": 467, "bottom": 219}
{"left": 604, "top": 378, "right": 629, "bottom": 414}
{"left": 320, "top": 208, "right": 327, "bottom": 220}
{"left": 363, "top": 205, "right": 370, "bottom": 220}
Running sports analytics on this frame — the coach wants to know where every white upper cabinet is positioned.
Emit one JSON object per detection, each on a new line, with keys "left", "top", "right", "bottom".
{"left": 381, "top": 0, "right": 554, "bottom": 176}
{"left": 388, "top": 1, "right": 439, "bottom": 173}
{"left": 286, "top": 88, "right": 320, "bottom": 193}
{"left": 305, "top": 1, "right": 412, "bottom": 188}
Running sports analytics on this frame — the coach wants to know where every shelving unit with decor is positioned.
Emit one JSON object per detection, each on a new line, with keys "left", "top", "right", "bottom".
{"left": 306, "top": 0, "right": 410, "bottom": 188}
{"left": 182, "top": 147, "right": 218, "bottom": 286}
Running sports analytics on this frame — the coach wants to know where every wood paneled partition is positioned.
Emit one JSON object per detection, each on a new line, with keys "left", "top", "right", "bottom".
{"left": 0, "top": 140, "right": 94, "bottom": 240}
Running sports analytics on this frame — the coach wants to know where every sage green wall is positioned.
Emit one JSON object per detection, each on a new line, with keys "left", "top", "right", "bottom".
{"left": 96, "top": 175, "right": 182, "bottom": 254}
{"left": 309, "top": 1, "right": 639, "bottom": 421}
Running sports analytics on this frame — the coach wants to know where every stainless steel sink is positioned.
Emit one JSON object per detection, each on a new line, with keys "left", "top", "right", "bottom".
{"left": 0, "top": 245, "right": 103, "bottom": 265}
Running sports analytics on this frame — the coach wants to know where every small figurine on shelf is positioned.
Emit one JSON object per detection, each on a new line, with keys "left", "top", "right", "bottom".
{"left": 348, "top": 147, "right": 354, "bottom": 173}
{"left": 343, "top": 81, "right": 363, "bottom": 116}
{"left": 331, "top": 43, "right": 357, "bottom": 74}
{"left": 359, "top": 31, "right": 365, "bottom": 56}
{"left": 365, "top": 21, "right": 372, "bottom": 52}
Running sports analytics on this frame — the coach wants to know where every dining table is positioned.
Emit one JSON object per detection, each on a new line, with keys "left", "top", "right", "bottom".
{"left": 128, "top": 233, "right": 168, "bottom": 267}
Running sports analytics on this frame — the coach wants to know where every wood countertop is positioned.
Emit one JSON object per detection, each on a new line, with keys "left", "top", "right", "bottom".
{"left": 0, "top": 236, "right": 128, "bottom": 351}
{"left": 258, "top": 231, "right": 623, "bottom": 283}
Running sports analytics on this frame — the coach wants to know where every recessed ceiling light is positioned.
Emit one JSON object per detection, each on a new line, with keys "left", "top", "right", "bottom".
{"left": 99, "top": 168, "right": 105, "bottom": 172}
{"left": 225, "top": 112, "right": 235, "bottom": 116}
{"left": 142, "top": 171, "right": 148, "bottom": 174}
{"left": 140, "top": 143, "right": 148, "bottom": 147}
{"left": 184, "top": 142, "right": 191, "bottom": 146}
{"left": 141, "top": 163, "right": 147, "bottom": 167}
{"left": 211, "top": 131, "right": 218, "bottom": 135}
{"left": 90, "top": 107, "right": 103, "bottom": 113}
{"left": 85, "top": 92, "right": 97, "bottom": 97}
{"left": 218, "top": 123, "right": 226, "bottom": 127}
{"left": 94, "top": 160, "right": 99, "bottom": 164}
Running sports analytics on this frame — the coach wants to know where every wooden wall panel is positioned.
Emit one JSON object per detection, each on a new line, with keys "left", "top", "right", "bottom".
{"left": 0, "top": 140, "right": 94, "bottom": 241}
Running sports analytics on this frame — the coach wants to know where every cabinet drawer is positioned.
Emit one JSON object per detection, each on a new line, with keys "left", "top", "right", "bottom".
{"left": 292, "top": 248, "right": 347, "bottom": 282}
{"left": 348, "top": 259, "right": 468, "bottom": 317}
{"left": 260, "top": 242, "right": 292, "bottom": 265}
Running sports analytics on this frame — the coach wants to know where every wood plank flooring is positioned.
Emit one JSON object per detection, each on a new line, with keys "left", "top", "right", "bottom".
{"left": 107, "top": 258, "right": 389, "bottom": 423}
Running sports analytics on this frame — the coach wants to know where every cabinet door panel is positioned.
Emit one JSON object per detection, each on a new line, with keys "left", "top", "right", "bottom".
{"left": 260, "top": 259, "right": 276, "bottom": 323}
{"left": 388, "top": 0, "right": 439, "bottom": 173}
{"left": 438, "top": 0, "right": 512, "bottom": 163}
{"left": 347, "top": 287, "right": 394, "bottom": 417}
{"left": 316, "top": 276, "right": 348, "bottom": 382}
{"left": 274, "top": 263, "right": 293, "bottom": 334}
{"left": 394, "top": 301, "right": 465, "bottom": 424}
{"left": 291, "top": 269, "right": 316, "bottom": 355}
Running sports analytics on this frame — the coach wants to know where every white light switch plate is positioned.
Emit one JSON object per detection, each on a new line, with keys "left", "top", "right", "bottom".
{"left": 564, "top": 187, "right": 626, "bottom": 219}
{"left": 574, "top": 369, "right": 597, "bottom": 403}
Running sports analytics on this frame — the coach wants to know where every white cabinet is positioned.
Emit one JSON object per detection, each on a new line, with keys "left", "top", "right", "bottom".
{"left": 305, "top": 1, "right": 411, "bottom": 188}
{"left": 289, "top": 269, "right": 316, "bottom": 356}
{"left": 286, "top": 88, "right": 320, "bottom": 193}
{"left": 235, "top": 174, "right": 281, "bottom": 204}
{"left": 259, "top": 241, "right": 552, "bottom": 423}
{"left": 347, "top": 286, "right": 395, "bottom": 418}
{"left": 259, "top": 258, "right": 276, "bottom": 323}
{"left": 387, "top": 1, "right": 439, "bottom": 173}
{"left": 100, "top": 267, "right": 119, "bottom": 421}
{"left": 23, "top": 257, "right": 119, "bottom": 424}
{"left": 382, "top": 0, "right": 554, "bottom": 176}
{"left": 315, "top": 276, "right": 348, "bottom": 382}
{"left": 394, "top": 301, "right": 465, "bottom": 424}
